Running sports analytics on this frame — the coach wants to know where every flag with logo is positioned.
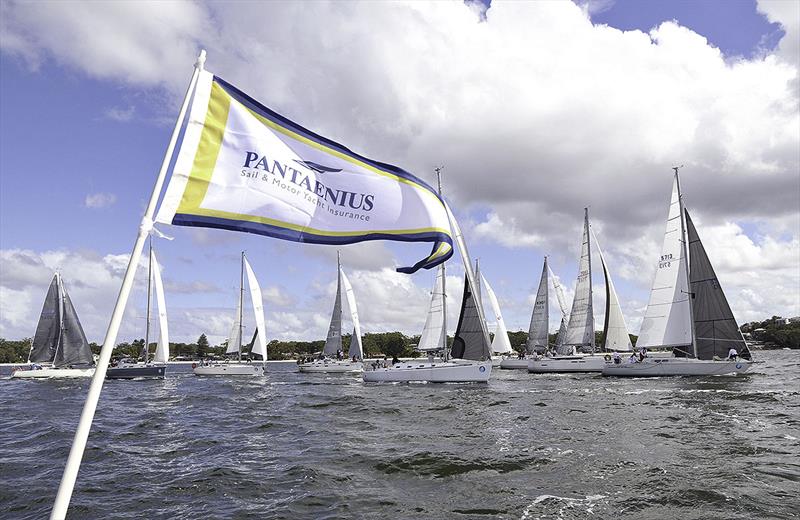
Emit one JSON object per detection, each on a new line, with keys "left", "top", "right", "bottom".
{"left": 156, "top": 71, "right": 452, "bottom": 273}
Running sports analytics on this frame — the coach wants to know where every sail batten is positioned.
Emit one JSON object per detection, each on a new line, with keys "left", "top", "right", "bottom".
{"left": 526, "top": 259, "right": 550, "bottom": 352}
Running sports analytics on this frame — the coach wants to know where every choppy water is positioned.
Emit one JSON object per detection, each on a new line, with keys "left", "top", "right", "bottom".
{"left": 1, "top": 349, "right": 798, "bottom": 519}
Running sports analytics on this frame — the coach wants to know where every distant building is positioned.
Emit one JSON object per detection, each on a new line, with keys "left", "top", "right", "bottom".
{"left": 789, "top": 316, "right": 800, "bottom": 323}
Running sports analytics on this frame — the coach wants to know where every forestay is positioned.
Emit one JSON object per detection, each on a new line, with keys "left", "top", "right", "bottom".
{"left": 637, "top": 177, "right": 693, "bottom": 351}
{"left": 564, "top": 209, "right": 595, "bottom": 348}
{"left": 686, "top": 211, "right": 751, "bottom": 360}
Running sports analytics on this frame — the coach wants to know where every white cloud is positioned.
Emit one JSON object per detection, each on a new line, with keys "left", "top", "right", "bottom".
{"left": 104, "top": 105, "right": 135, "bottom": 122}
{"left": 84, "top": 192, "right": 116, "bottom": 209}
{"left": 758, "top": 0, "right": 800, "bottom": 66}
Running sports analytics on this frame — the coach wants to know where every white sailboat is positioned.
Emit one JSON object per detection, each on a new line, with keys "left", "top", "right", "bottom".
{"left": 107, "top": 240, "right": 169, "bottom": 379}
{"left": 477, "top": 261, "right": 513, "bottom": 367}
{"left": 193, "top": 252, "right": 267, "bottom": 376}
{"left": 603, "top": 169, "right": 753, "bottom": 377}
{"left": 502, "top": 256, "right": 551, "bottom": 369}
{"left": 299, "top": 252, "right": 364, "bottom": 373}
{"left": 363, "top": 170, "right": 492, "bottom": 383}
{"left": 529, "top": 208, "right": 633, "bottom": 373}
{"left": 12, "top": 273, "right": 96, "bottom": 379}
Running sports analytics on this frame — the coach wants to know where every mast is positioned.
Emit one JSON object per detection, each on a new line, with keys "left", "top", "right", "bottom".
{"left": 585, "top": 208, "right": 595, "bottom": 353}
{"left": 674, "top": 166, "right": 697, "bottom": 358}
{"left": 143, "top": 237, "right": 153, "bottom": 363}
{"left": 239, "top": 251, "right": 245, "bottom": 362}
{"left": 436, "top": 167, "right": 448, "bottom": 360}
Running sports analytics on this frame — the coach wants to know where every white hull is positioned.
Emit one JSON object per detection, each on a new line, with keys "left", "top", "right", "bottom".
{"left": 363, "top": 359, "right": 492, "bottom": 383}
{"left": 602, "top": 358, "right": 753, "bottom": 377}
{"left": 193, "top": 363, "right": 264, "bottom": 376}
{"left": 499, "top": 358, "right": 531, "bottom": 370}
{"left": 11, "top": 366, "right": 95, "bottom": 379}
{"left": 298, "top": 360, "right": 363, "bottom": 373}
{"left": 491, "top": 355, "right": 510, "bottom": 367}
{"left": 528, "top": 354, "right": 609, "bottom": 373}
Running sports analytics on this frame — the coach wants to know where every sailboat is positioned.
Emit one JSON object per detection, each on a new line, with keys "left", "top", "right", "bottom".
{"left": 12, "top": 273, "right": 96, "bottom": 379}
{"left": 501, "top": 257, "right": 550, "bottom": 369}
{"left": 193, "top": 252, "right": 268, "bottom": 376}
{"left": 298, "top": 252, "right": 364, "bottom": 373}
{"left": 603, "top": 169, "right": 753, "bottom": 376}
{"left": 363, "top": 170, "right": 492, "bottom": 383}
{"left": 529, "top": 208, "right": 633, "bottom": 373}
{"left": 107, "top": 240, "right": 169, "bottom": 379}
{"left": 478, "top": 264, "right": 513, "bottom": 367}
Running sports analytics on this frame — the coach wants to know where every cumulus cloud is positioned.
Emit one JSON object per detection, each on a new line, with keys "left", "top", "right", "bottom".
{"left": 84, "top": 192, "right": 117, "bottom": 208}
{"left": 1, "top": 1, "right": 797, "bottom": 335}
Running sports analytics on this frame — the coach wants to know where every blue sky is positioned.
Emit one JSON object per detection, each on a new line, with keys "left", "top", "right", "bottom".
{"left": 1, "top": 0, "right": 798, "bottom": 345}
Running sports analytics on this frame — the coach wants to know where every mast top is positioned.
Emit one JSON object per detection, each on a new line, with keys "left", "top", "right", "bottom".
{"left": 434, "top": 166, "right": 443, "bottom": 196}
{"left": 672, "top": 164, "right": 684, "bottom": 176}
{"left": 196, "top": 50, "right": 207, "bottom": 71}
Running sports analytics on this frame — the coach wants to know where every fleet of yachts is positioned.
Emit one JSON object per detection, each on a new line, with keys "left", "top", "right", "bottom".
{"left": 9, "top": 169, "right": 754, "bottom": 383}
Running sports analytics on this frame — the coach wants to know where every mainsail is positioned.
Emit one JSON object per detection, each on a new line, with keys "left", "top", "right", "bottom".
{"left": 563, "top": 209, "right": 595, "bottom": 349}
{"left": 592, "top": 229, "right": 633, "bottom": 352}
{"left": 686, "top": 211, "right": 751, "bottom": 360}
{"left": 526, "top": 258, "right": 549, "bottom": 353}
{"left": 52, "top": 277, "right": 93, "bottom": 367}
{"left": 244, "top": 257, "right": 268, "bottom": 360}
{"left": 417, "top": 264, "right": 447, "bottom": 351}
{"left": 151, "top": 249, "right": 170, "bottom": 364}
{"left": 480, "top": 274, "right": 513, "bottom": 354}
{"left": 226, "top": 290, "right": 243, "bottom": 355}
{"left": 451, "top": 273, "right": 491, "bottom": 361}
{"left": 340, "top": 269, "right": 363, "bottom": 359}
{"left": 323, "top": 258, "right": 343, "bottom": 356}
{"left": 29, "top": 274, "right": 61, "bottom": 363}
{"left": 637, "top": 176, "right": 693, "bottom": 352}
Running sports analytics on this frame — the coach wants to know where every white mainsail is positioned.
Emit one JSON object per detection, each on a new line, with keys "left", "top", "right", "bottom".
{"left": 244, "top": 258, "right": 268, "bottom": 360}
{"left": 563, "top": 208, "right": 595, "bottom": 349}
{"left": 480, "top": 273, "right": 513, "bottom": 354}
{"left": 226, "top": 292, "right": 242, "bottom": 355}
{"left": 591, "top": 229, "right": 633, "bottom": 352}
{"left": 637, "top": 176, "right": 693, "bottom": 351}
{"left": 150, "top": 249, "right": 170, "bottom": 363}
{"left": 417, "top": 264, "right": 446, "bottom": 351}
{"left": 340, "top": 268, "right": 363, "bottom": 359}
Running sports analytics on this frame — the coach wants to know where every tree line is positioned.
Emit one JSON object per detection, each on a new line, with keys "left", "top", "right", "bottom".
{"left": 740, "top": 316, "right": 800, "bottom": 349}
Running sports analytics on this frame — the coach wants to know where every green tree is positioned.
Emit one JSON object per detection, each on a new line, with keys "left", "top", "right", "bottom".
{"left": 196, "top": 333, "right": 209, "bottom": 359}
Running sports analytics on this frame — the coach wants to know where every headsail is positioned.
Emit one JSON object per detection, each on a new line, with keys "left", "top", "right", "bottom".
{"left": 526, "top": 258, "right": 549, "bottom": 353}
{"left": 29, "top": 274, "right": 61, "bottom": 364}
{"left": 592, "top": 229, "right": 633, "bottom": 352}
{"left": 451, "top": 273, "right": 491, "bottom": 361}
{"left": 563, "top": 209, "right": 595, "bottom": 350}
{"left": 323, "top": 258, "right": 343, "bottom": 356}
{"left": 686, "top": 211, "right": 751, "bottom": 360}
{"left": 151, "top": 249, "right": 170, "bottom": 364}
{"left": 554, "top": 316, "right": 569, "bottom": 354}
{"left": 340, "top": 268, "right": 363, "bottom": 359}
{"left": 480, "top": 273, "right": 513, "bottom": 354}
{"left": 244, "top": 258, "right": 268, "bottom": 360}
{"left": 637, "top": 176, "right": 693, "bottom": 352}
{"left": 417, "top": 264, "right": 446, "bottom": 351}
{"left": 53, "top": 277, "right": 93, "bottom": 367}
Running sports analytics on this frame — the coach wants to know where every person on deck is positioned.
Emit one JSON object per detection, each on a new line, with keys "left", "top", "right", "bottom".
{"left": 629, "top": 353, "right": 638, "bottom": 364}
{"left": 613, "top": 352, "right": 621, "bottom": 365}
{"left": 727, "top": 348, "right": 738, "bottom": 361}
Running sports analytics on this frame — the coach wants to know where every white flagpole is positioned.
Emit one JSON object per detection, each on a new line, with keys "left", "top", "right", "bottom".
{"left": 50, "top": 49, "right": 206, "bottom": 520}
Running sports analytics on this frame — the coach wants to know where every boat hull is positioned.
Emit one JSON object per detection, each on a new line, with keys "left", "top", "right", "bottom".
{"left": 298, "top": 360, "right": 363, "bottom": 373}
{"left": 11, "top": 366, "right": 95, "bottom": 379}
{"left": 528, "top": 355, "right": 609, "bottom": 373}
{"left": 490, "top": 355, "right": 509, "bottom": 367}
{"left": 499, "top": 358, "right": 531, "bottom": 370}
{"left": 602, "top": 358, "right": 753, "bottom": 377}
{"left": 363, "top": 360, "right": 492, "bottom": 383}
{"left": 106, "top": 364, "right": 166, "bottom": 379}
{"left": 193, "top": 363, "right": 264, "bottom": 376}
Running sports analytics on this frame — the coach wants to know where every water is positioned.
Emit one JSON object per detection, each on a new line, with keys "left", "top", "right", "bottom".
{"left": 1, "top": 350, "right": 798, "bottom": 520}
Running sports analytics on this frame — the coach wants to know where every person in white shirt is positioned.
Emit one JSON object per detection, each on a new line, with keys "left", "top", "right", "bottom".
{"left": 727, "top": 348, "right": 738, "bottom": 361}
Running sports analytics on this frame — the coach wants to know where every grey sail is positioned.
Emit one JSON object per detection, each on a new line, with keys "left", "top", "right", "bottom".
{"left": 686, "top": 210, "right": 751, "bottom": 360}
{"left": 451, "top": 274, "right": 491, "bottom": 361}
{"left": 323, "top": 268, "right": 343, "bottom": 356}
{"left": 554, "top": 316, "right": 570, "bottom": 354}
{"left": 53, "top": 284, "right": 93, "bottom": 367}
{"left": 526, "top": 258, "right": 549, "bottom": 353}
{"left": 29, "top": 274, "right": 61, "bottom": 364}
{"left": 348, "top": 327, "right": 362, "bottom": 359}
{"left": 564, "top": 209, "right": 595, "bottom": 350}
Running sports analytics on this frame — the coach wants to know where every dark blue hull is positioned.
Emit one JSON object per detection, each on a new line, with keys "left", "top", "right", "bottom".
{"left": 106, "top": 365, "right": 166, "bottom": 379}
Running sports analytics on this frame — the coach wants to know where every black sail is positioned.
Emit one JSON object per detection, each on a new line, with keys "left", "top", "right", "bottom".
{"left": 29, "top": 275, "right": 61, "bottom": 363}
{"left": 451, "top": 274, "right": 490, "bottom": 361}
{"left": 686, "top": 210, "right": 751, "bottom": 360}
{"left": 53, "top": 286, "right": 94, "bottom": 367}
